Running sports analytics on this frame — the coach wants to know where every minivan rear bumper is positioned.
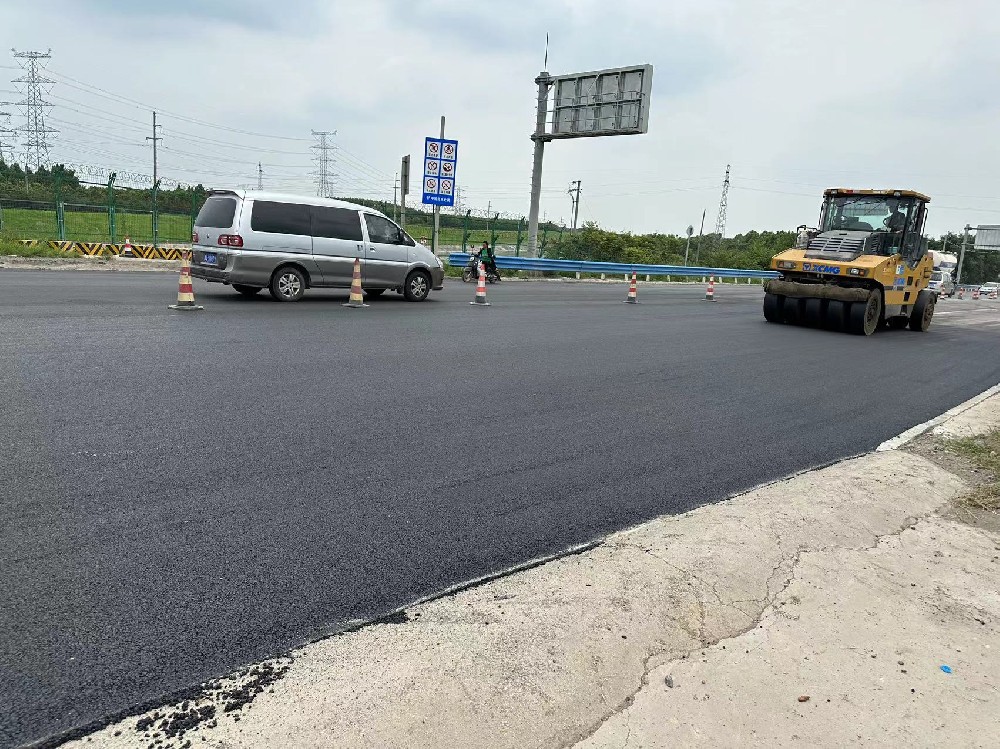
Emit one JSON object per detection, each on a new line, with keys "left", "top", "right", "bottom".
{"left": 190, "top": 265, "right": 230, "bottom": 284}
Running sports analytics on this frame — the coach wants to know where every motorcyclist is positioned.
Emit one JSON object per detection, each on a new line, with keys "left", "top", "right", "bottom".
{"left": 479, "top": 241, "right": 499, "bottom": 279}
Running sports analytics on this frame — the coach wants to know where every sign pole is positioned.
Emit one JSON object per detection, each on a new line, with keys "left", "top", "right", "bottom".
{"left": 400, "top": 155, "right": 410, "bottom": 230}
{"left": 432, "top": 116, "right": 445, "bottom": 256}
{"left": 957, "top": 224, "right": 971, "bottom": 286}
{"left": 526, "top": 71, "right": 552, "bottom": 258}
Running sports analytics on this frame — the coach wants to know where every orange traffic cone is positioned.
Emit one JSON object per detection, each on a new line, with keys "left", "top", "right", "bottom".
{"left": 168, "top": 251, "right": 204, "bottom": 311}
{"left": 624, "top": 271, "right": 638, "bottom": 304}
{"left": 992, "top": 289, "right": 998, "bottom": 300}
{"left": 958, "top": 287, "right": 965, "bottom": 300}
{"left": 470, "top": 262, "right": 490, "bottom": 306}
{"left": 121, "top": 236, "right": 135, "bottom": 258}
{"left": 343, "top": 257, "right": 367, "bottom": 308}
{"left": 973, "top": 287, "right": 980, "bottom": 300}
{"left": 705, "top": 275, "right": 716, "bottom": 302}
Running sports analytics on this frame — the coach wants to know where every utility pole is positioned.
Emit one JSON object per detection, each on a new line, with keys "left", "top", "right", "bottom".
{"left": 257, "top": 162, "right": 263, "bottom": 190}
{"left": 527, "top": 70, "right": 554, "bottom": 257}
{"left": 957, "top": 224, "right": 971, "bottom": 285}
{"left": 432, "top": 115, "right": 445, "bottom": 256}
{"left": 714, "top": 164, "right": 730, "bottom": 250}
{"left": 400, "top": 155, "right": 410, "bottom": 229}
{"left": 393, "top": 173, "right": 399, "bottom": 223}
{"left": 684, "top": 224, "right": 694, "bottom": 265}
{"left": 567, "top": 180, "right": 582, "bottom": 230}
{"left": 146, "top": 111, "right": 162, "bottom": 249}
{"left": 12, "top": 49, "right": 57, "bottom": 171}
{"left": 695, "top": 208, "right": 706, "bottom": 264}
{"left": 311, "top": 130, "right": 337, "bottom": 198}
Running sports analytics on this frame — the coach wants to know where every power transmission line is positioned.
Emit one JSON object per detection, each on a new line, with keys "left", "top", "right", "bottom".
{"left": 714, "top": 164, "right": 730, "bottom": 246}
{"left": 568, "top": 180, "right": 582, "bottom": 229}
{"left": 12, "top": 49, "right": 58, "bottom": 170}
{"left": 311, "top": 130, "right": 337, "bottom": 198}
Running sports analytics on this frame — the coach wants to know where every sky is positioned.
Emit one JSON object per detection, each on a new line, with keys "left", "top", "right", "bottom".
{"left": 2, "top": 0, "right": 1000, "bottom": 237}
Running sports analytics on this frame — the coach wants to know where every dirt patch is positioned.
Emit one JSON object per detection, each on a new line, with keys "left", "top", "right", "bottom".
{"left": 0, "top": 256, "right": 179, "bottom": 272}
{"left": 906, "top": 430, "right": 1000, "bottom": 533}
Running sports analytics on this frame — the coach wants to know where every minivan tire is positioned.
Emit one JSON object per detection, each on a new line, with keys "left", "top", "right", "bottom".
{"left": 270, "top": 266, "right": 306, "bottom": 302}
{"left": 403, "top": 270, "right": 431, "bottom": 302}
{"left": 233, "top": 284, "right": 262, "bottom": 297}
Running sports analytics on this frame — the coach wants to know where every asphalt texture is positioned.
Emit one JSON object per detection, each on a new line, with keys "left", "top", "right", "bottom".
{"left": 3, "top": 271, "right": 1000, "bottom": 747}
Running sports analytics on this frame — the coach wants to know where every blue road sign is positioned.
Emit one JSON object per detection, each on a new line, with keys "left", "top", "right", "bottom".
{"left": 422, "top": 137, "right": 458, "bottom": 207}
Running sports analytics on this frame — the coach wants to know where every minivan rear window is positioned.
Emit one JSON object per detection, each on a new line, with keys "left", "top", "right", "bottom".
{"left": 251, "top": 201, "right": 311, "bottom": 236}
{"left": 195, "top": 196, "right": 237, "bottom": 228}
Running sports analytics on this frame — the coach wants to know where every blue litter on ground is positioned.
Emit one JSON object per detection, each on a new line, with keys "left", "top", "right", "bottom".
{"left": 940, "top": 665, "right": 953, "bottom": 674}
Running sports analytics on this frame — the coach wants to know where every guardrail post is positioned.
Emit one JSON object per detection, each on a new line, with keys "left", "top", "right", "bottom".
{"left": 461, "top": 209, "right": 471, "bottom": 252}
{"left": 107, "top": 173, "right": 117, "bottom": 243}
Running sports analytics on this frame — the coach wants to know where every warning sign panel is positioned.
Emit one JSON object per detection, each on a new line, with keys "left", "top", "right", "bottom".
{"left": 422, "top": 136, "right": 459, "bottom": 207}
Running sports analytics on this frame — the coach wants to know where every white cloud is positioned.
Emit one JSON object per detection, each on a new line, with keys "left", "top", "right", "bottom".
{"left": 3, "top": 0, "right": 999, "bottom": 235}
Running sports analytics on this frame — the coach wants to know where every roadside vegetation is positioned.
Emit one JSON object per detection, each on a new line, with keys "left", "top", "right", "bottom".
{"left": 946, "top": 431, "right": 1000, "bottom": 512}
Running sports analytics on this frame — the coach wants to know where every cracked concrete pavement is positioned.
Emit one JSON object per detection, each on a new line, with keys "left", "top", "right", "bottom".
{"left": 62, "top": 395, "right": 1000, "bottom": 749}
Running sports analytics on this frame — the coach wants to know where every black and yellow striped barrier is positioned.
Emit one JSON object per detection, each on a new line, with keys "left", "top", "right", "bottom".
{"left": 18, "top": 240, "right": 186, "bottom": 260}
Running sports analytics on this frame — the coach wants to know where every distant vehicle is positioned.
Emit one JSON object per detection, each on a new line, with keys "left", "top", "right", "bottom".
{"left": 928, "top": 270, "right": 955, "bottom": 297}
{"left": 189, "top": 190, "right": 445, "bottom": 302}
{"left": 978, "top": 281, "right": 1000, "bottom": 297}
{"left": 929, "top": 250, "right": 958, "bottom": 276}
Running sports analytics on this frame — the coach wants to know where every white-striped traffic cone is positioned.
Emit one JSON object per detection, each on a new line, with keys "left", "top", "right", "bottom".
{"left": 343, "top": 257, "right": 367, "bottom": 308}
{"left": 705, "top": 275, "right": 716, "bottom": 302}
{"left": 624, "top": 271, "right": 638, "bottom": 304}
{"left": 168, "top": 251, "right": 204, "bottom": 311}
{"left": 470, "top": 262, "right": 490, "bottom": 306}
{"left": 121, "top": 236, "right": 135, "bottom": 258}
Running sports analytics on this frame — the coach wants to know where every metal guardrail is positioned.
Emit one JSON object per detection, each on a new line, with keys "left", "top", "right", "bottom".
{"left": 448, "top": 253, "right": 779, "bottom": 279}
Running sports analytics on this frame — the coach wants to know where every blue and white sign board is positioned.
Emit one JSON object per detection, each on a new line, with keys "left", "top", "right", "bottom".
{"left": 422, "top": 137, "right": 458, "bottom": 207}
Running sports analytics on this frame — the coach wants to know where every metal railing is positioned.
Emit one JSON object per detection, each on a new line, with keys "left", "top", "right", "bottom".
{"left": 448, "top": 253, "right": 779, "bottom": 279}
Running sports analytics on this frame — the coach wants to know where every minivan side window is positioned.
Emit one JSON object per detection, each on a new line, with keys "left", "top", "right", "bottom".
{"left": 250, "top": 201, "right": 311, "bottom": 235}
{"left": 312, "top": 206, "right": 363, "bottom": 241}
{"left": 195, "top": 196, "right": 237, "bottom": 228}
{"left": 364, "top": 213, "right": 406, "bottom": 245}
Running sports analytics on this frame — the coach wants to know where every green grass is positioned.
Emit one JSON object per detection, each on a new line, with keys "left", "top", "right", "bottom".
{"left": 0, "top": 235, "right": 65, "bottom": 257}
{"left": 0, "top": 206, "right": 193, "bottom": 244}
{"left": 946, "top": 432, "right": 1000, "bottom": 511}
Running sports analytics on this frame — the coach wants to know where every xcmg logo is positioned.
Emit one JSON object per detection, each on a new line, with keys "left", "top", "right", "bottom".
{"left": 802, "top": 263, "right": 841, "bottom": 275}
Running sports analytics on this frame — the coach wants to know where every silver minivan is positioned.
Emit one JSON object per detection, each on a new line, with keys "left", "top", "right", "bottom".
{"left": 189, "top": 190, "right": 445, "bottom": 302}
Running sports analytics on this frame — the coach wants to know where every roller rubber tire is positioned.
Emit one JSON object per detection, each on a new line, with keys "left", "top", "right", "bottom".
{"left": 847, "top": 291, "right": 882, "bottom": 336}
{"left": 909, "top": 289, "right": 935, "bottom": 332}
{"left": 763, "top": 292, "right": 784, "bottom": 323}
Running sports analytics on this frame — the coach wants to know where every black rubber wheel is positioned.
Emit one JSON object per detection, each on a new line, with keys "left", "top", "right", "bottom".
{"left": 232, "top": 284, "right": 262, "bottom": 297}
{"left": 847, "top": 291, "right": 882, "bottom": 336}
{"left": 803, "top": 297, "right": 826, "bottom": 327}
{"left": 782, "top": 297, "right": 803, "bottom": 325}
{"left": 364, "top": 288, "right": 386, "bottom": 298}
{"left": 403, "top": 270, "right": 431, "bottom": 302}
{"left": 909, "top": 289, "right": 935, "bottom": 332}
{"left": 824, "top": 300, "right": 847, "bottom": 331}
{"left": 763, "top": 293, "right": 784, "bottom": 323}
{"left": 886, "top": 316, "right": 908, "bottom": 330}
{"left": 269, "top": 266, "right": 306, "bottom": 302}
{"left": 461, "top": 267, "right": 475, "bottom": 283}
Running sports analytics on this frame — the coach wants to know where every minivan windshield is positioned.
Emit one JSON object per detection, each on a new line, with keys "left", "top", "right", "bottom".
{"left": 196, "top": 196, "right": 238, "bottom": 228}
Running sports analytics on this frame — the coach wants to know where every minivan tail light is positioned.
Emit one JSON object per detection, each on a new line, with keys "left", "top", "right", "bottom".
{"left": 218, "top": 234, "right": 243, "bottom": 247}
{"left": 192, "top": 231, "right": 199, "bottom": 243}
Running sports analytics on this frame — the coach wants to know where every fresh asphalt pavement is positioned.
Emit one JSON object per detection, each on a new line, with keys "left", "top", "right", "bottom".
{"left": 3, "top": 271, "right": 1000, "bottom": 747}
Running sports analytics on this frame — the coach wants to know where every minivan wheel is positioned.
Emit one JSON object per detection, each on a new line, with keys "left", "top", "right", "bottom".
{"left": 233, "top": 284, "right": 262, "bottom": 297}
{"left": 270, "top": 266, "right": 306, "bottom": 302}
{"left": 404, "top": 270, "right": 431, "bottom": 302}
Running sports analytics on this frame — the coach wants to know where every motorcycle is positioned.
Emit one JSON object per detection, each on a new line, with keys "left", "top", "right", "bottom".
{"left": 462, "top": 252, "right": 501, "bottom": 284}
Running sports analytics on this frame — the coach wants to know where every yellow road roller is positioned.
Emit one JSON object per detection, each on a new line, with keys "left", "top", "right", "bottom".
{"left": 765, "top": 189, "right": 935, "bottom": 335}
